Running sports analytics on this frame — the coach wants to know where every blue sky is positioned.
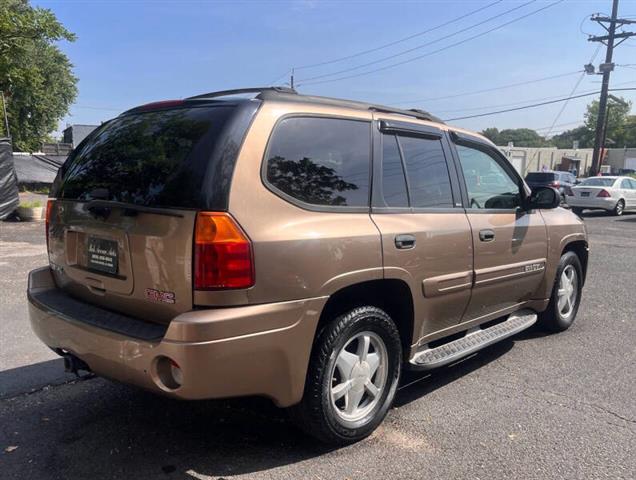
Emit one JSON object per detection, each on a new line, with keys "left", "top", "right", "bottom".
{"left": 35, "top": 0, "right": 636, "bottom": 136}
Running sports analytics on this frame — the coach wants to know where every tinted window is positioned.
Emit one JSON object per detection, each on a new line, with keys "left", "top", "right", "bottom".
{"left": 57, "top": 106, "right": 235, "bottom": 208}
{"left": 398, "top": 135, "right": 453, "bottom": 208}
{"left": 525, "top": 172, "right": 557, "bottom": 182}
{"left": 456, "top": 144, "right": 521, "bottom": 209}
{"left": 381, "top": 134, "right": 408, "bottom": 207}
{"left": 266, "top": 117, "right": 370, "bottom": 207}
{"left": 580, "top": 177, "right": 616, "bottom": 187}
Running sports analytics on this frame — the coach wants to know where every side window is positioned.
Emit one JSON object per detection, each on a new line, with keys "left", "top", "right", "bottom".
{"left": 381, "top": 134, "right": 409, "bottom": 207}
{"left": 630, "top": 179, "right": 636, "bottom": 190}
{"left": 621, "top": 179, "right": 632, "bottom": 189}
{"left": 456, "top": 144, "right": 521, "bottom": 209}
{"left": 265, "top": 117, "right": 370, "bottom": 207}
{"left": 397, "top": 135, "right": 454, "bottom": 208}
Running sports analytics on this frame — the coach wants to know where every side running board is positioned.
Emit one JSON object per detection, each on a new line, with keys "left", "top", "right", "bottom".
{"left": 410, "top": 309, "right": 537, "bottom": 370}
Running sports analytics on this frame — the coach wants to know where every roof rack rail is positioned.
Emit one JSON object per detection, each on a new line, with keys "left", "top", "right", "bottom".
{"left": 369, "top": 106, "right": 442, "bottom": 124}
{"left": 186, "top": 86, "right": 297, "bottom": 100}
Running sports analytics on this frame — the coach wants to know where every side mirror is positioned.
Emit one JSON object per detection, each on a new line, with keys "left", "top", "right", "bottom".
{"left": 526, "top": 186, "right": 560, "bottom": 210}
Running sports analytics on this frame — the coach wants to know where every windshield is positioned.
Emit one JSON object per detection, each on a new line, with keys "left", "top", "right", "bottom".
{"left": 580, "top": 177, "right": 616, "bottom": 187}
{"left": 56, "top": 106, "right": 235, "bottom": 208}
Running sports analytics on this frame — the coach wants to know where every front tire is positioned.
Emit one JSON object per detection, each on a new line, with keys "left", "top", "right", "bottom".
{"left": 538, "top": 251, "right": 583, "bottom": 332}
{"left": 291, "top": 306, "right": 402, "bottom": 445}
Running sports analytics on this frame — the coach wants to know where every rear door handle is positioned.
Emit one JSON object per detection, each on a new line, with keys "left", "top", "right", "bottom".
{"left": 395, "top": 234, "right": 416, "bottom": 249}
{"left": 479, "top": 229, "right": 495, "bottom": 242}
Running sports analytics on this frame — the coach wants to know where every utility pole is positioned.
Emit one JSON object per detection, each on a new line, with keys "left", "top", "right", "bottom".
{"left": 600, "top": 95, "right": 629, "bottom": 169}
{"left": 290, "top": 68, "right": 295, "bottom": 90}
{"left": 587, "top": 0, "right": 636, "bottom": 176}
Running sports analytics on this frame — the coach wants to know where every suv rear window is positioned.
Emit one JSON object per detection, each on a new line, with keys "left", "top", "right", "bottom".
{"left": 55, "top": 106, "right": 236, "bottom": 208}
{"left": 265, "top": 117, "right": 371, "bottom": 208}
{"left": 525, "top": 172, "right": 557, "bottom": 182}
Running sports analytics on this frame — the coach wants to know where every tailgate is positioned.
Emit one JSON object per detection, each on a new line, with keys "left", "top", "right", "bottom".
{"left": 45, "top": 103, "right": 259, "bottom": 324}
{"left": 48, "top": 200, "right": 196, "bottom": 323}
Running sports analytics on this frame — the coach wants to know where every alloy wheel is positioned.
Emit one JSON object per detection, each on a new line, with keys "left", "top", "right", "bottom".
{"left": 329, "top": 331, "right": 388, "bottom": 423}
{"left": 557, "top": 264, "right": 578, "bottom": 319}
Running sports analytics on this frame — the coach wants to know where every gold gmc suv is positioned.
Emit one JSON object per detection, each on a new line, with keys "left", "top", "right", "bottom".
{"left": 28, "top": 87, "right": 588, "bottom": 445}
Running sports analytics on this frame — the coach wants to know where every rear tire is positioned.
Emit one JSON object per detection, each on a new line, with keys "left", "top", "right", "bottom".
{"left": 571, "top": 207, "right": 583, "bottom": 216}
{"left": 291, "top": 306, "right": 402, "bottom": 445}
{"left": 612, "top": 199, "right": 625, "bottom": 216}
{"left": 538, "top": 251, "right": 583, "bottom": 333}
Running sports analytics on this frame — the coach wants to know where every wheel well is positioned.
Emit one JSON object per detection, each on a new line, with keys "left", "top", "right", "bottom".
{"left": 563, "top": 240, "right": 588, "bottom": 285}
{"left": 317, "top": 279, "right": 414, "bottom": 360}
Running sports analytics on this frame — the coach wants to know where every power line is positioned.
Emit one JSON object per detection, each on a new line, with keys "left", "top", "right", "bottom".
{"left": 389, "top": 71, "right": 582, "bottom": 105}
{"left": 433, "top": 79, "right": 635, "bottom": 116}
{"left": 587, "top": 2, "right": 636, "bottom": 176}
{"left": 443, "top": 88, "right": 636, "bottom": 122}
{"left": 519, "top": 46, "right": 601, "bottom": 175}
{"left": 293, "top": 0, "right": 504, "bottom": 71}
{"left": 534, "top": 120, "right": 585, "bottom": 132}
{"left": 297, "top": 0, "right": 534, "bottom": 83}
{"left": 540, "top": 45, "right": 602, "bottom": 141}
{"left": 267, "top": 69, "right": 292, "bottom": 86}
{"left": 298, "top": 0, "right": 565, "bottom": 87}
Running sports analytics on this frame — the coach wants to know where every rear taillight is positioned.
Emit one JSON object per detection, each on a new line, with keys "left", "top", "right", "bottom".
{"left": 193, "top": 212, "right": 254, "bottom": 290}
{"left": 597, "top": 189, "right": 611, "bottom": 198}
{"left": 550, "top": 181, "right": 560, "bottom": 187}
{"left": 45, "top": 199, "right": 54, "bottom": 250}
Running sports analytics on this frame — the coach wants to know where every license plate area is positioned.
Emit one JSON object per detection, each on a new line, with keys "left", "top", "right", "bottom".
{"left": 87, "top": 237, "right": 119, "bottom": 275}
{"left": 581, "top": 192, "right": 590, "bottom": 197}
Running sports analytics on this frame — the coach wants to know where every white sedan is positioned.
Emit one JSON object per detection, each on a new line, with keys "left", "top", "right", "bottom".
{"left": 567, "top": 176, "right": 636, "bottom": 216}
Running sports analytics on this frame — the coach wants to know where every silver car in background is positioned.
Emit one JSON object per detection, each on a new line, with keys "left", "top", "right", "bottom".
{"left": 567, "top": 176, "right": 636, "bottom": 216}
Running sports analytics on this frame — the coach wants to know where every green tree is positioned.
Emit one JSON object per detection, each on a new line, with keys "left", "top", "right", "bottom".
{"left": 481, "top": 127, "right": 500, "bottom": 144}
{"left": 497, "top": 128, "right": 546, "bottom": 147}
{"left": 549, "top": 126, "right": 592, "bottom": 149}
{"left": 0, "top": 0, "right": 77, "bottom": 151}
{"left": 584, "top": 97, "right": 633, "bottom": 148}
{"left": 480, "top": 127, "right": 546, "bottom": 147}
{"left": 622, "top": 115, "right": 636, "bottom": 148}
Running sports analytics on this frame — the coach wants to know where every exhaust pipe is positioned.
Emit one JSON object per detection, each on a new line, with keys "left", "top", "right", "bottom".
{"left": 61, "top": 352, "right": 91, "bottom": 376}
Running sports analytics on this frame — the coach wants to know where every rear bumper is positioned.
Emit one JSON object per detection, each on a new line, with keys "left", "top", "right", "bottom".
{"left": 28, "top": 267, "right": 326, "bottom": 407}
{"left": 566, "top": 196, "right": 616, "bottom": 210}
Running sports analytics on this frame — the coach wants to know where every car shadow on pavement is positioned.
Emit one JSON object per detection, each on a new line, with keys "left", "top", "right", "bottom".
{"left": 1, "top": 337, "right": 528, "bottom": 479}
{"left": 0, "top": 358, "right": 75, "bottom": 400}
{"left": 394, "top": 339, "right": 514, "bottom": 408}
{"left": 578, "top": 211, "right": 635, "bottom": 219}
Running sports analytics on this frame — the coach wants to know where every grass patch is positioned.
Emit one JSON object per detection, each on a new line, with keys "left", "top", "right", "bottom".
{"left": 19, "top": 200, "right": 43, "bottom": 208}
{"left": 18, "top": 184, "right": 51, "bottom": 194}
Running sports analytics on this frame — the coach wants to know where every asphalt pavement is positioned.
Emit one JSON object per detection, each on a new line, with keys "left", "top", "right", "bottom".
{"left": 1, "top": 211, "right": 634, "bottom": 480}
